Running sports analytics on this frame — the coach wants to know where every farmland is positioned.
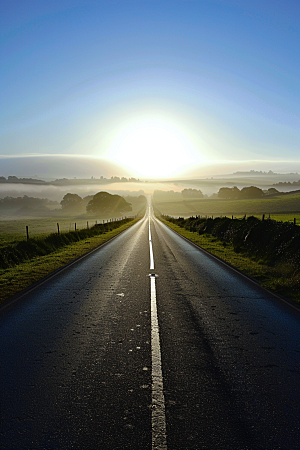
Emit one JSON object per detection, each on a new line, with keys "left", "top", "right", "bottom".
{"left": 0, "top": 215, "right": 131, "bottom": 248}
{"left": 153, "top": 190, "right": 300, "bottom": 218}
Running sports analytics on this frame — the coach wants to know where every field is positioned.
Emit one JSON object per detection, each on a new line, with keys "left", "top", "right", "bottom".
{"left": 0, "top": 215, "right": 134, "bottom": 248}
{"left": 153, "top": 191, "right": 300, "bottom": 218}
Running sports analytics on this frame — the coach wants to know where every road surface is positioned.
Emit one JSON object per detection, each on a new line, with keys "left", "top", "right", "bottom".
{"left": 1, "top": 207, "right": 300, "bottom": 449}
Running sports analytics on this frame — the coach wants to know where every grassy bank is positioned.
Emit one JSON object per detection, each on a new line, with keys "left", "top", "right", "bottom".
{"left": 0, "top": 218, "right": 139, "bottom": 304}
{"left": 160, "top": 215, "right": 300, "bottom": 304}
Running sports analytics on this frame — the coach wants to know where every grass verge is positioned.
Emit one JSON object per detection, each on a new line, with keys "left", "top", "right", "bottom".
{"left": 160, "top": 218, "right": 300, "bottom": 304}
{"left": 0, "top": 218, "right": 139, "bottom": 304}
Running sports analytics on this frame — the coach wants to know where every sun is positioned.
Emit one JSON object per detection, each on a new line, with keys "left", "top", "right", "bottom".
{"left": 105, "top": 119, "right": 199, "bottom": 179}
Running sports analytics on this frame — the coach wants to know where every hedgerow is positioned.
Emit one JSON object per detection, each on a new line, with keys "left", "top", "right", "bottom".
{"left": 164, "top": 215, "right": 300, "bottom": 269}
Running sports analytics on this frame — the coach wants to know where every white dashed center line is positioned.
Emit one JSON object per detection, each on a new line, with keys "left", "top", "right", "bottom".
{"left": 149, "top": 212, "right": 167, "bottom": 449}
{"left": 149, "top": 218, "right": 154, "bottom": 270}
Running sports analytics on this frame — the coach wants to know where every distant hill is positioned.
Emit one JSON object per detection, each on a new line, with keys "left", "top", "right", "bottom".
{"left": 0, "top": 155, "right": 133, "bottom": 180}
{"left": 0, "top": 175, "right": 140, "bottom": 186}
{"left": 232, "top": 170, "right": 297, "bottom": 176}
{"left": 214, "top": 170, "right": 300, "bottom": 182}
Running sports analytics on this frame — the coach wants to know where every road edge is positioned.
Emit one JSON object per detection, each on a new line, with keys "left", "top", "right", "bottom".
{"left": 0, "top": 218, "right": 142, "bottom": 313}
{"left": 157, "top": 217, "right": 300, "bottom": 315}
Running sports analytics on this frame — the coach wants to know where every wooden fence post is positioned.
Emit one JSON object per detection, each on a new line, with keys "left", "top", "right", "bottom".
{"left": 26, "top": 226, "right": 29, "bottom": 241}
{"left": 87, "top": 221, "right": 89, "bottom": 229}
{"left": 57, "top": 223, "right": 60, "bottom": 234}
{"left": 75, "top": 223, "right": 76, "bottom": 231}
{"left": 294, "top": 218, "right": 296, "bottom": 225}
{"left": 262, "top": 214, "right": 265, "bottom": 221}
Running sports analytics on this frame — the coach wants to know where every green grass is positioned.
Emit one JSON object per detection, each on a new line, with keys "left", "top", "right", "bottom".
{"left": 261, "top": 213, "right": 300, "bottom": 223}
{"left": 161, "top": 218, "right": 300, "bottom": 304}
{"left": 0, "top": 216, "right": 131, "bottom": 247}
{"left": 153, "top": 191, "right": 300, "bottom": 217}
{"left": 0, "top": 218, "right": 139, "bottom": 304}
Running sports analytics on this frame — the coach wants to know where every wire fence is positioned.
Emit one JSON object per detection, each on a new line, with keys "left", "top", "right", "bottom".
{"left": 164, "top": 213, "right": 298, "bottom": 225}
{"left": 25, "top": 216, "right": 136, "bottom": 241}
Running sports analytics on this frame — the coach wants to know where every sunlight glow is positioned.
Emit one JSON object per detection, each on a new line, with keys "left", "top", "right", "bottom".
{"left": 105, "top": 119, "right": 201, "bottom": 178}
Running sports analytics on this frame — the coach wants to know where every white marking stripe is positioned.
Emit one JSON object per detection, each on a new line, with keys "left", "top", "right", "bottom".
{"left": 149, "top": 241, "right": 154, "bottom": 270}
{"left": 149, "top": 218, "right": 154, "bottom": 270}
{"left": 149, "top": 212, "right": 167, "bottom": 449}
{"left": 151, "top": 275, "right": 167, "bottom": 449}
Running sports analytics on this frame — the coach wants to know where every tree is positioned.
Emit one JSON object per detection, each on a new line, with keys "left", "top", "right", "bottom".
{"left": 239, "top": 186, "right": 264, "bottom": 199}
{"left": 218, "top": 186, "right": 240, "bottom": 199}
{"left": 86, "top": 192, "right": 132, "bottom": 214}
{"left": 267, "top": 188, "right": 279, "bottom": 195}
{"left": 60, "top": 193, "right": 83, "bottom": 210}
{"left": 181, "top": 189, "right": 203, "bottom": 198}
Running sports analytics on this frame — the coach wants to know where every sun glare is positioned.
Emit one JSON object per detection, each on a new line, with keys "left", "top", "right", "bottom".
{"left": 106, "top": 120, "right": 200, "bottom": 178}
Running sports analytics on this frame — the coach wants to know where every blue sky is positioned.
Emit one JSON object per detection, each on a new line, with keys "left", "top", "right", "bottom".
{"left": 1, "top": 0, "right": 299, "bottom": 178}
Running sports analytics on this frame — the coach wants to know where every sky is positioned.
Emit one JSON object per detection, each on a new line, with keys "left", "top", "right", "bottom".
{"left": 1, "top": 0, "right": 300, "bottom": 179}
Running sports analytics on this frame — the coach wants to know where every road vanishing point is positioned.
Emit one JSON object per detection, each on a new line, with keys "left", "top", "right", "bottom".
{"left": 1, "top": 206, "right": 300, "bottom": 449}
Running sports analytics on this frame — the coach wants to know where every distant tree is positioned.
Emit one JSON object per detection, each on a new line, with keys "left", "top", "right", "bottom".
{"left": 82, "top": 195, "right": 94, "bottom": 209}
{"left": 60, "top": 193, "right": 83, "bottom": 210}
{"left": 181, "top": 189, "right": 203, "bottom": 198}
{"left": 239, "top": 186, "right": 264, "bottom": 199}
{"left": 267, "top": 188, "right": 279, "bottom": 195}
{"left": 153, "top": 190, "right": 181, "bottom": 202}
{"left": 218, "top": 186, "right": 240, "bottom": 199}
{"left": 0, "top": 195, "right": 55, "bottom": 211}
{"left": 86, "top": 192, "right": 132, "bottom": 214}
{"left": 218, "top": 187, "right": 231, "bottom": 199}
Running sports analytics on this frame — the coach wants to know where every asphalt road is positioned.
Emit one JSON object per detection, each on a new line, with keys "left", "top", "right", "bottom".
{"left": 1, "top": 207, "right": 300, "bottom": 449}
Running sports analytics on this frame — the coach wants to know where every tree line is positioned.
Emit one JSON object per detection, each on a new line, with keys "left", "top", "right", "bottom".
{"left": 153, "top": 189, "right": 204, "bottom": 202}
{"left": 0, "top": 175, "right": 140, "bottom": 185}
{"left": 218, "top": 186, "right": 279, "bottom": 199}
{"left": 0, "top": 192, "right": 147, "bottom": 215}
{"left": 60, "top": 192, "right": 147, "bottom": 214}
{"left": 153, "top": 186, "right": 281, "bottom": 202}
{"left": 0, "top": 195, "right": 58, "bottom": 211}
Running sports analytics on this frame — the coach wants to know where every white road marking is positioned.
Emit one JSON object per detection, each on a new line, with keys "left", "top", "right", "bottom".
{"left": 149, "top": 218, "right": 154, "bottom": 270}
{"left": 149, "top": 215, "right": 152, "bottom": 240}
{"left": 151, "top": 275, "right": 167, "bottom": 449}
{"left": 149, "top": 212, "right": 167, "bottom": 449}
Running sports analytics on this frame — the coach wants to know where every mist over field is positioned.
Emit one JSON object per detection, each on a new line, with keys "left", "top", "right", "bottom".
{"left": 1, "top": 169, "right": 300, "bottom": 204}
{"left": 0, "top": 182, "right": 147, "bottom": 203}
